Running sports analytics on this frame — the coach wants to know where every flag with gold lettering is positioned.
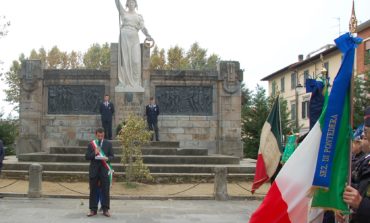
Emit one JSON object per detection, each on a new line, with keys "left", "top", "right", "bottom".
{"left": 311, "top": 32, "right": 362, "bottom": 212}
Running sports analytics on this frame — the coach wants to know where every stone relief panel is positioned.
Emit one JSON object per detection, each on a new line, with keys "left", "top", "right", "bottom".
{"left": 48, "top": 85, "right": 105, "bottom": 114}
{"left": 155, "top": 86, "right": 213, "bottom": 116}
{"left": 218, "top": 61, "right": 243, "bottom": 94}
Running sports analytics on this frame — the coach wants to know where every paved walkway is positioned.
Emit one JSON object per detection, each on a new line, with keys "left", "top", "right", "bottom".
{"left": 0, "top": 197, "right": 261, "bottom": 223}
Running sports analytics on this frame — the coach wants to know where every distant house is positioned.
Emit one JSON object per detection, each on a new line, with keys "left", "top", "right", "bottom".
{"left": 261, "top": 19, "right": 370, "bottom": 134}
{"left": 356, "top": 19, "right": 370, "bottom": 75}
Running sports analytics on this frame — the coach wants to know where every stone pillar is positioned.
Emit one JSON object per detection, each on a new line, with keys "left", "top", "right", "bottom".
{"left": 214, "top": 167, "right": 228, "bottom": 201}
{"left": 28, "top": 163, "right": 43, "bottom": 198}
{"left": 16, "top": 60, "right": 43, "bottom": 155}
{"left": 216, "top": 61, "right": 243, "bottom": 158}
{"left": 141, "top": 43, "right": 151, "bottom": 102}
{"left": 110, "top": 43, "right": 119, "bottom": 137}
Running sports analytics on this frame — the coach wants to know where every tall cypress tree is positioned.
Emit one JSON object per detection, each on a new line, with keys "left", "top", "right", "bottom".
{"left": 242, "top": 85, "right": 269, "bottom": 158}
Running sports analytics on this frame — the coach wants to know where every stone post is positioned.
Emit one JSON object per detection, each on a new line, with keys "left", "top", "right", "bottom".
{"left": 28, "top": 163, "right": 43, "bottom": 198}
{"left": 216, "top": 61, "right": 243, "bottom": 158}
{"left": 214, "top": 167, "right": 228, "bottom": 201}
{"left": 16, "top": 60, "right": 43, "bottom": 156}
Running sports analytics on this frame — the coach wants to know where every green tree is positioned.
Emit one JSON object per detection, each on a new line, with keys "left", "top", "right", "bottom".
{"left": 354, "top": 71, "right": 370, "bottom": 127}
{"left": 47, "top": 46, "right": 65, "bottom": 69}
{"left": 242, "top": 85, "right": 270, "bottom": 158}
{"left": 0, "top": 113, "right": 18, "bottom": 155}
{"left": 241, "top": 83, "right": 252, "bottom": 106}
{"left": 241, "top": 84, "right": 292, "bottom": 158}
{"left": 150, "top": 42, "right": 220, "bottom": 70}
{"left": 69, "top": 50, "right": 83, "bottom": 69}
{"left": 29, "top": 47, "right": 48, "bottom": 68}
{"left": 206, "top": 53, "right": 220, "bottom": 70}
{"left": 83, "top": 43, "right": 110, "bottom": 69}
{"left": 186, "top": 42, "right": 207, "bottom": 69}
{"left": 117, "top": 114, "right": 153, "bottom": 184}
{"left": 166, "top": 45, "right": 189, "bottom": 70}
{"left": 278, "top": 96, "right": 292, "bottom": 136}
{"left": 0, "top": 56, "right": 22, "bottom": 108}
{"left": 150, "top": 46, "right": 166, "bottom": 70}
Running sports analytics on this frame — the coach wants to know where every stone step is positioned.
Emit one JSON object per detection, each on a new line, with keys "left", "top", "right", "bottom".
{"left": 78, "top": 140, "right": 179, "bottom": 148}
{"left": 50, "top": 146, "right": 208, "bottom": 156}
{"left": 1, "top": 170, "right": 254, "bottom": 182}
{"left": 18, "top": 153, "right": 240, "bottom": 165}
{"left": 3, "top": 162, "right": 254, "bottom": 173}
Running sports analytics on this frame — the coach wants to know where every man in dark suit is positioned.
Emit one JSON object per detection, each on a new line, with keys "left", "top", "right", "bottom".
{"left": 145, "top": 97, "right": 160, "bottom": 141}
{"left": 85, "top": 128, "right": 114, "bottom": 217}
{"left": 336, "top": 107, "right": 370, "bottom": 223}
{"left": 99, "top": 94, "right": 115, "bottom": 140}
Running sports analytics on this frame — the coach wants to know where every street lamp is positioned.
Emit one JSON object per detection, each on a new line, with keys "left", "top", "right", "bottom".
{"left": 295, "top": 77, "right": 304, "bottom": 131}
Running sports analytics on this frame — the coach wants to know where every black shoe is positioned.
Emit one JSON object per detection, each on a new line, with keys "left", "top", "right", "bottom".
{"left": 87, "top": 211, "right": 97, "bottom": 217}
{"left": 103, "top": 210, "right": 111, "bottom": 217}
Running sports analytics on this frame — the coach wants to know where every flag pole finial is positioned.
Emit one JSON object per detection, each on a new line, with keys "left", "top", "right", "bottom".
{"left": 349, "top": 0, "right": 358, "bottom": 33}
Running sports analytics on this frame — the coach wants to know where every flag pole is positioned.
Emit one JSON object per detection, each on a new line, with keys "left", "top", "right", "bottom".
{"left": 347, "top": 0, "right": 357, "bottom": 189}
{"left": 277, "top": 94, "right": 283, "bottom": 147}
{"left": 346, "top": 2, "right": 357, "bottom": 222}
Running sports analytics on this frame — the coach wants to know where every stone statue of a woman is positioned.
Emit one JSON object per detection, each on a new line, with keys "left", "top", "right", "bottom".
{"left": 115, "top": 0, "right": 153, "bottom": 92}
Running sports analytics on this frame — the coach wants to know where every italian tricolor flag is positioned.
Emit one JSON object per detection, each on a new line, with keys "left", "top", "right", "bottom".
{"left": 249, "top": 32, "right": 362, "bottom": 223}
{"left": 251, "top": 96, "right": 282, "bottom": 193}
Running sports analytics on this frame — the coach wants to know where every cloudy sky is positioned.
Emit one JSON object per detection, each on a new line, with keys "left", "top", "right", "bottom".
{"left": 1, "top": 0, "right": 369, "bottom": 116}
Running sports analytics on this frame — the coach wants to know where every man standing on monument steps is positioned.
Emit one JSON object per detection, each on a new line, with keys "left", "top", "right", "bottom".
{"left": 146, "top": 97, "right": 160, "bottom": 141}
{"left": 99, "top": 95, "right": 115, "bottom": 140}
{"left": 86, "top": 128, "right": 114, "bottom": 217}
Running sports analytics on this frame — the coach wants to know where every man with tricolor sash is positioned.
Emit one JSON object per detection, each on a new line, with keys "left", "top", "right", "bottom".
{"left": 85, "top": 128, "right": 114, "bottom": 217}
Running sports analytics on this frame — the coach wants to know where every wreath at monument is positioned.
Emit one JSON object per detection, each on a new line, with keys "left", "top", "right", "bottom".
{"left": 117, "top": 114, "right": 153, "bottom": 184}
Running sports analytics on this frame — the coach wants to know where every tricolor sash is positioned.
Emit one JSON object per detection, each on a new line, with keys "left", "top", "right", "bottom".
{"left": 91, "top": 139, "right": 114, "bottom": 186}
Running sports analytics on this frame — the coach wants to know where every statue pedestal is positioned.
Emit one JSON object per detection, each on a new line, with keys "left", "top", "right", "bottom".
{"left": 115, "top": 84, "right": 144, "bottom": 93}
{"left": 114, "top": 91, "right": 145, "bottom": 126}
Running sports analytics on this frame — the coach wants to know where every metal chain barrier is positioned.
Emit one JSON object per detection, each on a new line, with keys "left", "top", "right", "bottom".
{"left": 0, "top": 180, "right": 19, "bottom": 189}
{"left": 56, "top": 182, "right": 89, "bottom": 195}
{"left": 167, "top": 183, "right": 202, "bottom": 196}
{"left": 235, "top": 182, "right": 267, "bottom": 196}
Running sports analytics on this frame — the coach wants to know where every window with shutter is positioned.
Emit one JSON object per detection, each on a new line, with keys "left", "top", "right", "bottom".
{"left": 365, "top": 41, "right": 370, "bottom": 65}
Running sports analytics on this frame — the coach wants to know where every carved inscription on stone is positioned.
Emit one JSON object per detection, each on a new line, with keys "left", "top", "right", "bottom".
{"left": 156, "top": 86, "right": 213, "bottom": 116}
{"left": 48, "top": 85, "right": 105, "bottom": 114}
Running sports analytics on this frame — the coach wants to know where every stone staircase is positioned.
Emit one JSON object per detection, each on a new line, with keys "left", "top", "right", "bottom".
{"left": 2, "top": 141, "right": 255, "bottom": 182}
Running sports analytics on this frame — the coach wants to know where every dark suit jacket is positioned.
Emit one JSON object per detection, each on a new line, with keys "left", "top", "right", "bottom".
{"left": 99, "top": 102, "right": 115, "bottom": 121}
{"left": 352, "top": 154, "right": 370, "bottom": 222}
{"left": 357, "top": 197, "right": 370, "bottom": 223}
{"left": 0, "top": 140, "right": 4, "bottom": 167}
{"left": 85, "top": 140, "right": 114, "bottom": 178}
{"left": 145, "top": 104, "right": 159, "bottom": 123}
